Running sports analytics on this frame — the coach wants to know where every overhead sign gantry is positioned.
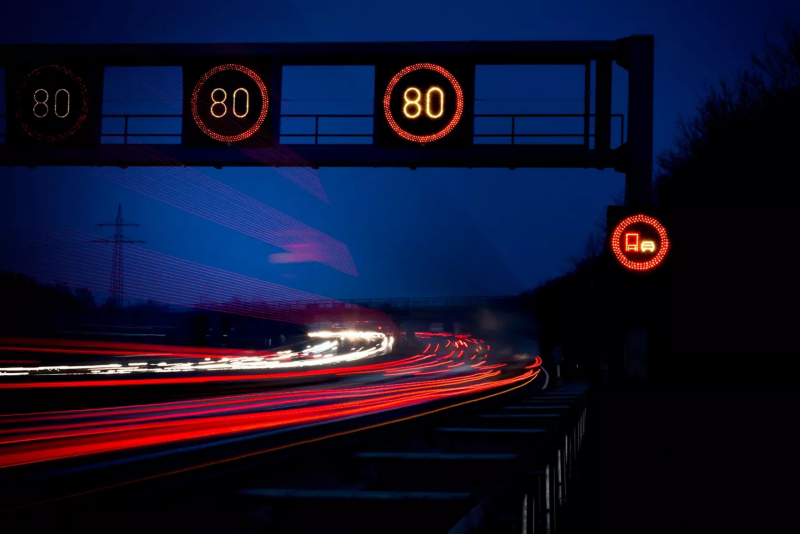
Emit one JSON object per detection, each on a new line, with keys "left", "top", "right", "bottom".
{"left": 0, "top": 37, "right": 654, "bottom": 205}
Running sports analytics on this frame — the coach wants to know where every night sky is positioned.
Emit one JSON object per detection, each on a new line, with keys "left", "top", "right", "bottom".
{"left": 1, "top": 0, "right": 797, "bottom": 302}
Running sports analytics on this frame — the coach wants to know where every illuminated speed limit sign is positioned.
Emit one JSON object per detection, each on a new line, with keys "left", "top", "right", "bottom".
{"left": 183, "top": 60, "right": 272, "bottom": 147}
{"left": 6, "top": 62, "right": 101, "bottom": 146}
{"left": 376, "top": 61, "right": 474, "bottom": 147}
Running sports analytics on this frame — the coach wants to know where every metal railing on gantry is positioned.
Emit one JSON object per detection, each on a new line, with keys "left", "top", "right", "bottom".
{"left": 255, "top": 296, "right": 514, "bottom": 311}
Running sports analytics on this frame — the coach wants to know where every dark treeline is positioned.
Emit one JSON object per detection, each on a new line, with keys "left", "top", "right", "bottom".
{"left": 0, "top": 271, "right": 306, "bottom": 349}
{"left": 523, "top": 23, "right": 800, "bottom": 384}
{"left": 0, "top": 272, "right": 99, "bottom": 336}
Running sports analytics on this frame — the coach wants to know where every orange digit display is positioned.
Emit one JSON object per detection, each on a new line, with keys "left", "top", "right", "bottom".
{"left": 15, "top": 65, "right": 90, "bottom": 143}
{"left": 383, "top": 63, "right": 464, "bottom": 144}
{"left": 611, "top": 214, "right": 670, "bottom": 271}
{"left": 189, "top": 64, "right": 269, "bottom": 143}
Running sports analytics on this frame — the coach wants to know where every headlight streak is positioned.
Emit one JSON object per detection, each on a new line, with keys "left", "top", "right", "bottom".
{"left": 0, "top": 333, "right": 539, "bottom": 471}
{"left": 0, "top": 337, "right": 277, "bottom": 357}
{"left": 0, "top": 333, "right": 389, "bottom": 379}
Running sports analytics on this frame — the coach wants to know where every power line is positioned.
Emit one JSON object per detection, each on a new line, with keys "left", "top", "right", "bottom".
{"left": 91, "top": 204, "right": 144, "bottom": 309}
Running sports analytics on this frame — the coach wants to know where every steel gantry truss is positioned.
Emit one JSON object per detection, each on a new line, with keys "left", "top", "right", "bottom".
{"left": 0, "top": 37, "right": 654, "bottom": 205}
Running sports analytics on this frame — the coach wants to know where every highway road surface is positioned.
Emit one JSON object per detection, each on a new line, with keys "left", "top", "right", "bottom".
{"left": 0, "top": 330, "right": 543, "bottom": 513}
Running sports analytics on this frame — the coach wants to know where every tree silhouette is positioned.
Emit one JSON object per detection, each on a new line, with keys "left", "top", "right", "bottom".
{"left": 522, "top": 22, "right": 800, "bottom": 375}
{"left": 656, "top": 22, "right": 800, "bottom": 208}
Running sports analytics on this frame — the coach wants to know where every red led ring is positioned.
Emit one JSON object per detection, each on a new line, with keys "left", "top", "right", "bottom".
{"left": 611, "top": 214, "right": 670, "bottom": 271}
{"left": 384, "top": 63, "right": 464, "bottom": 144}
{"left": 191, "top": 64, "right": 269, "bottom": 143}
{"left": 16, "top": 65, "right": 89, "bottom": 142}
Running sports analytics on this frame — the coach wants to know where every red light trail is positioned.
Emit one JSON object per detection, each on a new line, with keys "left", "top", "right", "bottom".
{"left": 0, "top": 335, "right": 542, "bottom": 469}
{"left": 0, "top": 370, "right": 536, "bottom": 468}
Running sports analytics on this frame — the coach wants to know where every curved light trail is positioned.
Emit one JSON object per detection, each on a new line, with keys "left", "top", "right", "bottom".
{"left": 0, "top": 333, "right": 541, "bottom": 470}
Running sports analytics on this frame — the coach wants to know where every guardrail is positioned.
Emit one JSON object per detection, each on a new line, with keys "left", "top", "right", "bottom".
{"left": 91, "top": 382, "right": 591, "bottom": 533}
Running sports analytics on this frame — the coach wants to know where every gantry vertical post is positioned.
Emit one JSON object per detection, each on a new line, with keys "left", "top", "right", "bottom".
{"left": 624, "top": 35, "right": 654, "bottom": 206}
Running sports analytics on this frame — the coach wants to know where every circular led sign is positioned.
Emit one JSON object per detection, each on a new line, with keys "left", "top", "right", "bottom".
{"left": 611, "top": 214, "right": 670, "bottom": 271}
{"left": 190, "top": 64, "right": 269, "bottom": 143}
{"left": 15, "top": 65, "right": 89, "bottom": 142}
{"left": 383, "top": 63, "right": 464, "bottom": 144}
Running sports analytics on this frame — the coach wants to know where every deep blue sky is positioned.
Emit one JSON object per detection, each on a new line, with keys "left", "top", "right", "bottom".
{"left": 1, "top": 0, "right": 797, "bottom": 301}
